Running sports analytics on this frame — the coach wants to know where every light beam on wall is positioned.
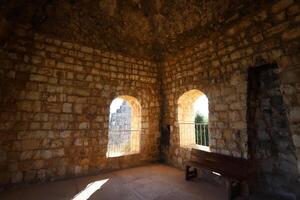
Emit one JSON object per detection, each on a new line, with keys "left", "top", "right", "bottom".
{"left": 72, "top": 179, "right": 109, "bottom": 200}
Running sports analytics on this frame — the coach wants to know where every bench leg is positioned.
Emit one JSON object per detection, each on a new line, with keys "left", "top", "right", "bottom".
{"left": 185, "top": 166, "right": 197, "bottom": 180}
{"left": 226, "top": 180, "right": 248, "bottom": 199}
{"left": 225, "top": 179, "right": 232, "bottom": 200}
{"left": 240, "top": 180, "right": 249, "bottom": 196}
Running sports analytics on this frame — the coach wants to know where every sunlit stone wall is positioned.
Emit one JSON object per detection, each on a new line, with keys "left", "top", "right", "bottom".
{"left": 161, "top": 0, "right": 300, "bottom": 179}
{"left": 0, "top": 27, "right": 160, "bottom": 190}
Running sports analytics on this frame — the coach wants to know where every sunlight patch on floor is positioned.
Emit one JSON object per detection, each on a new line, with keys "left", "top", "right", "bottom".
{"left": 72, "top": 179, "right": 109, "bottom": 200}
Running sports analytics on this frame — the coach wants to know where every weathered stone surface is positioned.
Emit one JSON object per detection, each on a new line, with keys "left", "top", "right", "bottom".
{"left": 24, "top": 170, "right": 36, "bottom": 182}
{"left": 1, "top": 0, "right": 291, "bottom": 60}
{"left": 290, "top": 107, "right": 300, "bottom": 123}
{"left": 20, "top": 151, "right": 33, "bottom": 161}
{"left": 293, "top": 135, "right": 300, "bottom": 148}
{"left": 160, "top": 1, "right": 300, "bottom": 188}
{"left": 247, "top": 67, "right": 298, "bottom": 192}
{"left": 282, "top": 27, "right": 300, "bottom": 40}
{"left": 79, "top": 122, "right": 89, "bottom": 130}
{"left": 0, "top": 31, "right": 160, "bottom": 190}
{"left": 272, "top": 0, "right": 294, "bottom": 13}
{"left": 0, "top": 0, "right": 300, "bottom": 194}
{"left": 62, "top": 103, "right": 72, "bottom": 113}
{"left": 11, "top": 172, "right": 23, "bottom": 184}
{"left": 0, "top": 151, "right": 6, "bottom": 162}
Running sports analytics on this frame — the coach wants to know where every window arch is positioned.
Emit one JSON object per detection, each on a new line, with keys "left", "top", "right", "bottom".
{"left": 107, "top": 96, "right": 141, "bottom": 157}
{"left": 178, "top": 90, "right": 209, "bottom": 149}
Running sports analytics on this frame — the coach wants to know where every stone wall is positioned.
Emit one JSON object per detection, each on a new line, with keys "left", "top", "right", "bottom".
{"left": 161, "top": 0, "right": 300, "bottom": 179}
{"left": 0, "top": 27, "right": 160, "bottom": 190}
{"left": 0, "top": 0, "right": 280, "bottom": 60}
{"left": 247, "top": 65, "right": 298, "bottom": 193}
{"left": 0, "top": 0, "right": 299, "bottom": 193}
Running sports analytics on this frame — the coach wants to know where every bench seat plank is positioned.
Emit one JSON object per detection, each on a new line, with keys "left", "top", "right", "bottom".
{"left": 185, "top": 148, "right": 249, "bottom": 200}
{"left": 187, "top": 160, "right": 247, "bottom": 181}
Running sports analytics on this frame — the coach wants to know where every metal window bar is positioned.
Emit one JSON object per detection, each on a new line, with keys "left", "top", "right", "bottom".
{"left": 107, "top": 129, "right": 140, "bottom": 157}
{"left": 179, "top": 122, "right": 209, "bottom": 147}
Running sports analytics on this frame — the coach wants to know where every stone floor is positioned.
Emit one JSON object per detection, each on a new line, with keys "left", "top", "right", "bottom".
{"left": 0, "top": 164, "right": 226, "bottom": 200}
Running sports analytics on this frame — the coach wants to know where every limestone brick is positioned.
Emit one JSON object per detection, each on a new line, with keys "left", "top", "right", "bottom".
{"left": 160, "top": 1, "right": 300, "bottom": 181}
{"left": 1, "top": 0, "right": 300, "bottom": 191}
{"left": 0, "top": 31, "right": 160, "bottom": 190}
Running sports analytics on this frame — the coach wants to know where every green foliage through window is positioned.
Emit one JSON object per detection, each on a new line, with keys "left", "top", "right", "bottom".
{"left": 194, "top": 112, "right": 209, "bottom": 146}
{"left": 194, "top": 112, "right": 208, "bottom": 123}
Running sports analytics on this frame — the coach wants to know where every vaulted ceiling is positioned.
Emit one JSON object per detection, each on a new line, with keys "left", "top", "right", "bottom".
{"left": 0, "top": 0, "right": 266, "bottom": 60}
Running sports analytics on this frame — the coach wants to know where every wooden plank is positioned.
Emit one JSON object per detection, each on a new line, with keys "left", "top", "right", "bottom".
{"left": 188, "top": 149, "right": 248, "bottom": 181}
{"left": 186, "top": 149, "right": 249, "bottom": 200}
{"left": 191, "top": 149, "right": 247, "bottom": 164}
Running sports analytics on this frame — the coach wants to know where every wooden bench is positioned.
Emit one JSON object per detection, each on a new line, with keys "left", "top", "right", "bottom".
{"left": 185, "top": 149, "right": 249, "bottom": 200}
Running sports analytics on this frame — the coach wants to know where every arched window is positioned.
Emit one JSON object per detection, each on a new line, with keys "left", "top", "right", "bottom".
{"left": 178, "top": 90, "right": 209, "bottom": 150}
{"left": 107, "top": 96, "right": 141, "bottom": 157}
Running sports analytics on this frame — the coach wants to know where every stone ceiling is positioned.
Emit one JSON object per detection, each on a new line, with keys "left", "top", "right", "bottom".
{"left": 0, "top": 0, "right": 266, "bottom": 61}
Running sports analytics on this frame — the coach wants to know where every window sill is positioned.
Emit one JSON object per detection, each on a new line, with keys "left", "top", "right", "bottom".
{"left": 106, "top": 151, "right": 139, "bottom": 158}
{"left": 193, "top": 144, "right": 210, "bottom": 152}
{"left": 180, "top": 144, "right": 210, "bottom": 152}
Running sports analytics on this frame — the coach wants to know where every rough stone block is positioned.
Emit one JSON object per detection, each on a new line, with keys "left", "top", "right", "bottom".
{"left": 53, "top": 149, "right": 64, "bottom": 157}
{"left": 32, "top": 101, "right": 41, "bottom": 112}
{"left": 74, "top": 104, "right": 83, "bottom": 114}
{"left": 30, "top": 74, "right": 48, "bottom": 82}
{"left": 74, "top": 138, "right": 83, "bottom": 146}
{"left": 282, "top": 27, "right": 300, "bottom": 40}
{"left": 37, "top": 169, "right": 46, "bottom": 181}
{"left": 26, "top": 91, "right": 40, "bottom": 100}
{"left": 17, "top": 101, "right": 32, "bottom": 112}
{"left": 31, "top": 56, "right": 42, "bottom": 65}
{"left": 20, "top": 151, "right": 33, "bottom": 161}
{"left": 62, "top": 103, "right": 72, "bottom": 113}
{"left": 281, "top": 68, "right": 300, "bottom": 84}
{"left": 62, "top": 42, "right": 73, "bottom": 49}
{"left": 33, "top": 160, "right": 44, "bottom": 170}
{"left": 11, "top": 172, "right": 23, "bottom": 183}
{"left": 79, "top": 122, "right": 89, "bottom": 130}
{"left": 0, "top": 151, "right": 6, "bottom": 162}
{"left": 45, "top": 59, "right": 56, "bottom": 67}
{"left": 74, "top": 166, "right": 82, "bottom": 174}
{"left": 272, "top": 0, "right": 294, "bottom": 13}
{"left": 40, "top": 150, "right": 52, "bottom": 159}
{"left": 22, "top": 140, "right": 40, "bottom": 150}
{"left": 60, "top": 131, "right": 71, "bottom": 138}
{"left": 293, "top": 135, "right": 300, "bottom": 147}
{"left": 81, "top": 46, "right": 93, "bottom": 54}
{"left": 24, "top": 170, "right": 36, "bottom": 182}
